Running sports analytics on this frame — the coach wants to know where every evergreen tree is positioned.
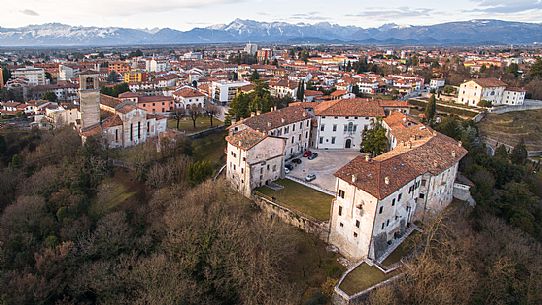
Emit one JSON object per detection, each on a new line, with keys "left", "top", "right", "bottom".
{"left": 296, "top": 80, "right": 305, "bottom": 101}
{"left": 425, "top": 94, "right": 437, "bottom": 124}
{"left": 494, "top": 144, "right": 510, "bottom": 161}
{"left": 510, "top": 139, "right": 528, "bottom": 165}
{"left": 250, "top": 70, "right": 260, "bottom": 81}
{"left": 361, "top": 122, "right": 388, "bottom": 157}
{"left": 529, "top": 58, "right": 542, "bottom": 79}
{"left": 42, "top": 91, "right": 58, "bottom": 103}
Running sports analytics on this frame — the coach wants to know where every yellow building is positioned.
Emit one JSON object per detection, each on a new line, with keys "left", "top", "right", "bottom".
{"left": 123, "top": 70, "right": 147, "bottom": 83}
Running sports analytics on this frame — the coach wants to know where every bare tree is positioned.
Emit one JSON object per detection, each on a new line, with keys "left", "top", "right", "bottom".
{"left": 205, "top": 103, "right": 219, "bottom": 127}
{"left": 171, "top": 106, "right": 186, "bottom": 130}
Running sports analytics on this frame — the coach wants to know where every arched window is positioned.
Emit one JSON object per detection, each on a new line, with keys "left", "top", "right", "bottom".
{"left": 85, "top": 77, "right": 95, "bottom": 90}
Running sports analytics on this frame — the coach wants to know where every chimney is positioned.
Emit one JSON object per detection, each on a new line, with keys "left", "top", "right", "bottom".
{"left": 256, "top": 110, "right": 261, "bottom": 116}
{"left": 352, "top": 174, "right": 357, "bottom": 183}
{"left": 250, "top": 112, "right": 255, "bottom": 117}
{"left": 267, "top": 122, "right": 272, "bottom": 127}
{"left": 452, "top": 151, "right": 456, "bottom": 158}
{"left": 433, "top": 160, "right": 438, "bottom": 168}
{"left": 238, "top": 141, "right": 242, "bottom": 146}
{"left": 303, "top": 112, "right": 307, "bottom": 117}
{"left": 384, "top": 176, "right": 390, "bottom": 185}
{"left": 281, "top": 118, "right": 285, "bottom": 124}
{"left": 458, "top": 141, "right": 462, "bottom": 147}
{"left": 365, "top": 154, "right": 371, "bottom": 162}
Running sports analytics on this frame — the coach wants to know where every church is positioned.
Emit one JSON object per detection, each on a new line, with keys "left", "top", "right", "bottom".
{"left": 77, "top": 71, "right": 167, "bottom": 148}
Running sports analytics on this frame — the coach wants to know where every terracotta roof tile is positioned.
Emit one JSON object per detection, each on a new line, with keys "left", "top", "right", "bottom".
{"left": 226, "top": 128, "right": 267, "bottom": 150}
{"left": 335, "top": 133, "right": 467, "bottom": 200}
{"left": 314, "top": 98, "right": 385, "bottom": 117}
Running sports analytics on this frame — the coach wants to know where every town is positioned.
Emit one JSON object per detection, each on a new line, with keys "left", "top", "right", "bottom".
{"left": 2, "top": 23, "right": 542, "bottom": 305}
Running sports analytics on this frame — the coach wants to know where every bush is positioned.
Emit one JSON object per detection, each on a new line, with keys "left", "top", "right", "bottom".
{"left": 477, "top": 100, "right": 493, "bottom": 108}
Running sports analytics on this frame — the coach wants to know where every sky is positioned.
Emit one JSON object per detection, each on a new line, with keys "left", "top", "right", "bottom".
{"left": 2, "top": 0, "right": 542, "bottom": 30}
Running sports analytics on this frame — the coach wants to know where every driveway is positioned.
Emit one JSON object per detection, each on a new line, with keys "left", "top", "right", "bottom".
{"left": 287, "top": 150, "right": 363, "bottom": 193}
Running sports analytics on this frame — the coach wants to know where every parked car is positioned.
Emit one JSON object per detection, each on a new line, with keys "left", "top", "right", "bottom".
{"left": 308, "top": 152, "right": 319, "bottom": 160}
{"left": 284, "top": 167, "right": 290, "bottom": 174}
{"left": 303, "top": 150, "right": 312, "bottom": 157}
{"left": 305, "top": 173, "right": 316, "bottom": 182}
{"left": 292, "top": 158, "right": 302, "bottom": 164}
{"left": 285, "top": 163, "right": 294, "bottom": 170}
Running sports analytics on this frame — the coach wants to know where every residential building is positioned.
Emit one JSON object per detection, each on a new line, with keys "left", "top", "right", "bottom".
{"left": 312, "top": 99, "right": 385, "bottom": 150}
{"left": 230, "top": 105, "right": 312, "bottom": 159}
{"left": 457, "top": 78, "right": 526, "bottom": 107}
{"left": 329, "top": 131, "right": 467, "bottom": 261}
{"left": 173, "top": 86, "right": 206, "bottom": 110}
{"left": 118, "top": 92, "right": 174, "bottom": 114}
{"left": 12, "top": 67, "right": 47, "bottom": 86}
{"left": 429, "top": 78, "right": 445, "bottom": 91}
{"left": 211, "top": 80, "right": 251, "bottom": 105}
{"left": 226, "top": 129, "right": 286, "bottom": 197}
{"left": 245, "top": 43, "right": 258, "bottom": 56}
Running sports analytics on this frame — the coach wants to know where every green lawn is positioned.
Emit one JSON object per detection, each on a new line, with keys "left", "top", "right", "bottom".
{"left": 255, "top": 179, "right": 333, "bottom": 221}
{"left": 191, "top": 130, "right": 228, "bottom": 172}
{"left": 168, "top": 117, "right": 222, "bottom": 133}
{"left": 89, "top": 169, "right": 142, "bottom": 218}
{"left": 381, "top": 230, "right": 420, "bottom": 268}
{"left": 339, "top": 263, "right": 400, "bottom": 296}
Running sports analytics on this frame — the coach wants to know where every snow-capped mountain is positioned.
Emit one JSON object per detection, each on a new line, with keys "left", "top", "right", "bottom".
{"left": 1, "top": 19, "right": 541, "bottom": 46}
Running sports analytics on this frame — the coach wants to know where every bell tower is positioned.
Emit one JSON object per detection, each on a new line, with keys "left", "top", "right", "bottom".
{"left": 79, "top": 71, "right": 100, "bottom": 129}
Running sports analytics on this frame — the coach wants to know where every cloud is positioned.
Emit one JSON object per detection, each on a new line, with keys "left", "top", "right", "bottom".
{"left": 345, "top": 7, "right": 433, "bottom": 20}
{"left": 289, "top": 11, "right": 329, "bottom": 21}
{"left": 468, "top": 0, "right": 542, "bottom": 13}
{"left": 20, "top": 9, "right": 39, "bottom": 16}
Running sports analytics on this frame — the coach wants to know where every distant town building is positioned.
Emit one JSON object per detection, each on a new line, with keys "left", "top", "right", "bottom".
{"left": 12, "top": 67, "right": 47, "bottom": 86}
{"left": 457, "top": 78, "right": 526, "bottom": 107}
{"left": 244, "top": 43, "right": 258, "bottom": 56}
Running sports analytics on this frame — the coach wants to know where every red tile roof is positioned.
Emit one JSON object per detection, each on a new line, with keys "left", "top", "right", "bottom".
{"left": 471, "top": 78, "right": 508, "bottom": 88}
{"left": 335, "top": 133, "right": 467, "bottom": 200}
{"left": 226, "top": 128, "right": 267, "bottom": 150}
{"left": 314, "top": 98, "right": 385, "bottom": 117}
{"left": 240, "top": 105, "right": 310, "bottom": 132}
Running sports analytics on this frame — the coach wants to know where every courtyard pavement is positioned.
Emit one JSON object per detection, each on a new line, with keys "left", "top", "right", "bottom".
{"left": 287, "top": 149, "right": 363, "bottom": 193}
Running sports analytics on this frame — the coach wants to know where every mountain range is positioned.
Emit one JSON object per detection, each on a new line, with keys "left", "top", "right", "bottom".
{"left": 1, "top": 19, "right": 541, "bottom": 46}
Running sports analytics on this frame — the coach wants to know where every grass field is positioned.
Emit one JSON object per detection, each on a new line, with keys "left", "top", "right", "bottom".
{"left": 191, "top": 130, "right": 228, "bottom": 173}
{"left": 255, "top": 179, "right": 333, "bottom": 221}
{"left": 339, "top": 263, "right": 399, "bottom": 296}
{"left": 168, "top": 117, "right": 222, "bottom": 133}
{"left": 478, "top": 109, "right": 542, "bottom": 151}
{"left": 89, "top": 168, "right": 144, "bottom": 218}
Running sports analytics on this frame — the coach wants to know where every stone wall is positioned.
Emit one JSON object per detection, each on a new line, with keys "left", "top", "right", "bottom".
{"left": 252, "top": 194, "right": 330, "bottom": 241}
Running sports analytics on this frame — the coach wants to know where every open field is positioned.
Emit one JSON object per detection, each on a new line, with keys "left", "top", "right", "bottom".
{"left": 191, "top": 130, "right": 228, "bottom": 172}
{"left": 478, "top": 109, "right": 542, "bottom": 151}
{"left": 89, "top": 168, "right": 144, "bottom": 218}
{"left": 168, "top": 117, "right": 223, "bottom": 133}
{"left": 339, "top": 263, "right": 400, "bottom": 296}
{"left": 255, "top": 179, "right": 334, "bottom": 221}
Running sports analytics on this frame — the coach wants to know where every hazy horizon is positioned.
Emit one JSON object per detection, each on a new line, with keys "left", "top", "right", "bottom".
{"left": 2, "top": 0, "right": 541, "bottom": 30}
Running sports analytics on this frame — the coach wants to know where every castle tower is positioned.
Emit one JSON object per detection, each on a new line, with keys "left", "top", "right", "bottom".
{"left": 79, "top": 71, "right": 100, "bottom": 129}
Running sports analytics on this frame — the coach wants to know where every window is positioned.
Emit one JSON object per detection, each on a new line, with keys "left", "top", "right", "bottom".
{"left": 319, "top": 137, "right": 323, "bottom": 144}
{"left": 421, "top": 179, "right": 427, "bottom": 187}
{"left": 298, "top": 134, "right": 301, "bottom": 141}
{"left": 419, "top": 193, "right": 425, "bottom": 199}
{"left": 241, "top": 168, "right": 244, "bottom": 174}
{"left": 381, "top": 223, "right": 385, "bottom": 229}
{"left": 242, "top": 157, "right": 246, "bottom": 161}
{"left": 272, "top": 165, "right": 276, "bottom": 172}
{"left": 331, "top": 137, "right": 336, "bottom": 144}
{"left": 392, "top": 199, "right": 395, "bottom": 206}
{"left": 320, "top": 125, "right": 325, "bottom": 131}
{"left": 306, "top": 121, "right": 309, "bottom": 127}
{"left": 354, "top": 232, "right": 358, "bottom": 238}
{"left": 338, "top": 206, "right": 343, "bottom": 216}
{"left": 300, "top": 122, "right": 303, "bottom": 129}
{"left": 338, "top": 190, "right": 345, "bottom": 198}
{"left": 284, "top": 127, "right": 289, "bottom": 134}
{"left": 355, "top": 220, "right": 360, "bottom": 228}
{"left": 379, "top": 206, "right": 383, "bottom": 214}
{"left": 333, "top": 124, "right": 337, "bottom": 132}
{"left": 291, "top": 137, "right": 294, "bottom": 144}
{"left": 386, "top": 219, "right": 390, "bottom": 226}
{"left": 137, "top": 122, "right": 141, "bottom": 139}
{"left": 130, "top": 123, "right": 133, "bottom": 141}
{"left": 398, "top": 193, "right": 402, "bottom": 201}
{"left": 267, "top": 164, "right": 270, "bottom": 171}
{"left": 292, "top": 124, "right": 296, "bottom": 131}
